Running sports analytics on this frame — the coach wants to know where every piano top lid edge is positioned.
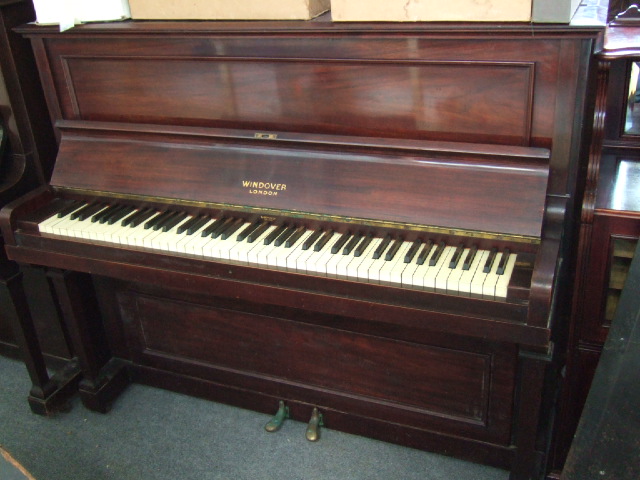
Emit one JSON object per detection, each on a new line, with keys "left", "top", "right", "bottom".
{"left": 14, "top": 15, "right": 606, "bottom": 37}
{"left": 55, "top": 119, "right": 551, "bottom": 164}
{"left": 45, "top": 184, "right": 543, "bottom": 246}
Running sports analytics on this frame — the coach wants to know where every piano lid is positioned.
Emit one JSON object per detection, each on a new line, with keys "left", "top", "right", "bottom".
{"left": 51, "top": 121, "right": 550, "bottom": 239}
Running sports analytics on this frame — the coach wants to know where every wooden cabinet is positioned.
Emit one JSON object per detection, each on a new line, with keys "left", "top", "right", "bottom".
{"left": 550, "top": 6, "right": 640, "bottom": 477}
{"left": 0, "top": 0, "right": 67, "bottom": 362}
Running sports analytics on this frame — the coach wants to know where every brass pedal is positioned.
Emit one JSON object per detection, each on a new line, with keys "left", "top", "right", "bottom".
{"left": 305, "top": 407, "right": 323, "bottom": 442}
{"left": 264, "top": 400, "right": 289, "bottom": 433}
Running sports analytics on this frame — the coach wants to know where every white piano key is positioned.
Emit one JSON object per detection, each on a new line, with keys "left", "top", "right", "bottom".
{"left": 296, "top": 240, "right": 322, "bottom": 273}
{"left": 469, "top": 251, "right": 492, "bottom": 296}
{"left": 150, "top": 216, "right": 194, "bottom": 251}
{"left": 446, "top": 248, "right": 470, "bottom": 293}
{"left": 346, "top": 238, "right": 380, "bottom": 280}
{"left": 181, "top": 220, "right": 222, "bottom": 256}
{"left": 458, "top": 250, "right": 487, "bottom": 295}
{"left": 407, "top": 246, "right": 440, "bottom": 289}
{"left": 169, "top": 218, "right": 215, "bottom": 254}
{"left": 334, "top": 247, "right": 358, "bottom": 279}
{"left": 482, "top": 252, "right": 503, "bottom": 297}
{"left": 284, "top": 231, "right": 315, "bottom": 271}
{"left": 271, "top": 229, "right": 309, "bottom": 270}
{"left": 38, "top": 203, "right": 84, "bottom": 234}
{"left": 102, "top": 209, "right": 141, "bottom": 244}
{"left": 434, "top": 247, "right": 459, "bottom": 292}
{"left": 423, "top": 246, "right": 455, "bottom": 291}
{"left": 305, "top": 232, "right": 338, "bottom": 275}
{"left": 379, "top": 241, "right": 412, "bottom": 285}
{"left": 245, "top": 226, "right": 278, "bottom": 264}
{"left": 495, "top": 253, "right": 517, "bottom": 298}
{"left": 355, "top": 238, "right": 383, "bottom": 281}
{"left": 266, "top": 228, "right": 309, "bottom": 268}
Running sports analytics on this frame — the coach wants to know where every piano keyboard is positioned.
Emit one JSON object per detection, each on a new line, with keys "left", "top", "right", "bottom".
{"left": 38, "top": 201, "right": 518, "bottom": 298}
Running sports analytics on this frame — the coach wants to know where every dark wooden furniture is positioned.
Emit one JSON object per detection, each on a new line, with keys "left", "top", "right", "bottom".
{"left": 0, "top": 0, "right": 77, "bottom": 415}
{"left": 549, "top": 5, "right": 640, "bottom": 477}
{"left": 561, "top": 240, "right": 640, "bottom": 480}
{"left": 1, "top": 9, "right": 606, "bottom": 479}
{"left": 0, "top": 0, "right": 70, "bottom": 363}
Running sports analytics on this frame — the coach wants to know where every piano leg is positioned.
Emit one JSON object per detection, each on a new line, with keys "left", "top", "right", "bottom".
{"left": 47, "top": 269, "right": 129, "bottom": 413}
{"left": 1, "top": 267, "right": 81, "bottom": 415}
{"left": 510, "top": 346, "right": 554, "bottom": 480}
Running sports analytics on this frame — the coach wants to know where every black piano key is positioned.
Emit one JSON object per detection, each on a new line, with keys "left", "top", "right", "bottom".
{"left": 236, "top": 219, "right": 261, "bottom": 241}
{"left": 428, "top": 241, "right": 446, "bottom": 266}
{"left": 178, "top": 215, "right": 204, "bottom": 234}
{"left": 449, "top": 243, "right": 465, "bottom": 269}
{"left": 57, "top": 200, "right": 85, "bottom": 218}
{"left": 186, "top": 215, "right": 211, "bottom": 235}
{"left": 107, "top": 205, "right": 136, "bottom": 225}
{"left": 220, "top": 218, "right": 244, "bottom": 239}
{"left": 127, "top": 209, "right": 156, "bottom": 228}
{"left": 385, "top": 237, "right": 403, "bottom": 261}
{"left": 483, "top": 247, "right": 499, "bottom": 273}
{"left": 343, "top": 233, "right": 362, "bottom": 255}
{"left": 314, "top": 230, "right": 334, "bottom": 252}
{"left": 70, "top": 202, "right": 100, "bottom": 221}
{"left": 202, "top": 217, "right": 227, "bottom": 237}
{"left": 302, "top": 229, "right": 324, "bottom": 251}
{"left": 264, "top": 224, "right": 288, "bottom": 245}
{"left": 100, "top": 204, "right": 129, "bottom": 224}
{"left": 331, "top": 231, "right": 351, "bottom": 254}
{"left": 462, "top": 245, "right": 478, "bottom": 270}
{"left": 373, "top": 234, "right": 392, "bottom": 259}
{"left": 416, "top": 239, "right": 434, "bottom": 265}
{"left": 496, "top": 248, "right": 511, "bottom": 275}
{"left": 150, "top": 211, "right": 177, "bottom": 231}
{"left": 89, "top": 204, "right": 114, "bottom": 223}
{"left": 247, "top": 222, "right": 270, "bottom": 243}
{"left": 274, "top": 225, "right": 298, "bottom": 247}
{"left": 404, "top": 239, "right": 423, "bottom": 263}
{"left": 69, "top": 202, "right": 95, "bottom": 220}
{"left": 354, "top": 233, "right": 373, "bottom": 257}
{"left": 212, "top": 217, "right": 237, "bottom": 239}
{"left": 285, "top": 226, "right": 306, "bottom": 248}
{"left": 77, "top": 203, "right": 108, "bottom": 221}
{"left": 144, "top": 210, "right": 171, "bottom": 230}
{"left": 162, "top": 212, "right": 188, "bottom": 232}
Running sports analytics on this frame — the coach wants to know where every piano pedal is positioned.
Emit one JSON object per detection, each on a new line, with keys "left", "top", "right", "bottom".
{"left": 305, "top": 407, "right": 323, "bottom": 442}
{"left": 264, "top": 400, "right": 289, "bottom": 433}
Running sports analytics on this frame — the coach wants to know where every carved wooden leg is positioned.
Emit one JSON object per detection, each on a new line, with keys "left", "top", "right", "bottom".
{"left": 47, "top": 269, "right": 129, "bottom": 413}
{"left": 510, "top": 346, "right": 554, "bottom": 480}
{"left": 1, "top": 267, "right": 81, "bottom": 415}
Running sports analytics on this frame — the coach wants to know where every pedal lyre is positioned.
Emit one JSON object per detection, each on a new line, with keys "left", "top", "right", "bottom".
{"left": 305, "top": 407, "right": 323, "bottom": 442}
{"left": 264, "top": 400, "right": 289, "bottom": 433}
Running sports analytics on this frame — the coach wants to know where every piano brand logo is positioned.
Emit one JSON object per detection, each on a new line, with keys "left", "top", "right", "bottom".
{"left": 242, "top": 180, "right": 287, "bottom": 196}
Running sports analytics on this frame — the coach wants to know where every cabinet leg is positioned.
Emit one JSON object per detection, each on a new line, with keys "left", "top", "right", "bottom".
{"left": 510, "top": 346, "right": 554, "bottom": 480}
{"left": 2, "top": 269, "right": 80, "bottom": 415}
{"left": 47, "top": 269, "right": 129, "bottom": 413}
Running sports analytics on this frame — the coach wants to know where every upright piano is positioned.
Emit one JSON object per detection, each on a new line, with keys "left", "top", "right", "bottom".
{"left": 0, "top": 12, "right": 605, "bottom": 480}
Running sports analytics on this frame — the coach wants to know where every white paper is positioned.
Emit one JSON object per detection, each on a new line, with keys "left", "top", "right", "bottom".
{"left": 32, "top": 0, "right": 131, "bottom": 31}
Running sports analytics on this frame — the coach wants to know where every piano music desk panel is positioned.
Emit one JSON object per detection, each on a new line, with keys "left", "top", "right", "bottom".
{"left": 3, "top": 18, "right": 604, "bottom": 480}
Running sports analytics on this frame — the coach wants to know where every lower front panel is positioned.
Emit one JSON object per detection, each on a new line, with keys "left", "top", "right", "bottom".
{"left": 98, "top": 278, "right": 519, "bottom": 468}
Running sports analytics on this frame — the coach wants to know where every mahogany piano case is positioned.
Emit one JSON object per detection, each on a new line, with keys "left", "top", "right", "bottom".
{"left": 0, "top": 14, "right": 604, "bottom": 480}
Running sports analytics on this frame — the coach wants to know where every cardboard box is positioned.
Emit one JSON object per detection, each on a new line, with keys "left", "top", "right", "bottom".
{"left": 129, "top": 0, "right": 330, "bottom": 20}
{"left": 532, "top": 0, "right": 582, "bottom": 23}
{"left": 331, "top": 0, "right": 532, "bottom": 22}
{"left": 331, "top": 0, "right": 583, "bottom": 23}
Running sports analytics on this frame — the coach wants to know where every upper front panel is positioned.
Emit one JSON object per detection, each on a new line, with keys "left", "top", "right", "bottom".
{"left": 38, "top": 34, "right": 566, "bottom": 147}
